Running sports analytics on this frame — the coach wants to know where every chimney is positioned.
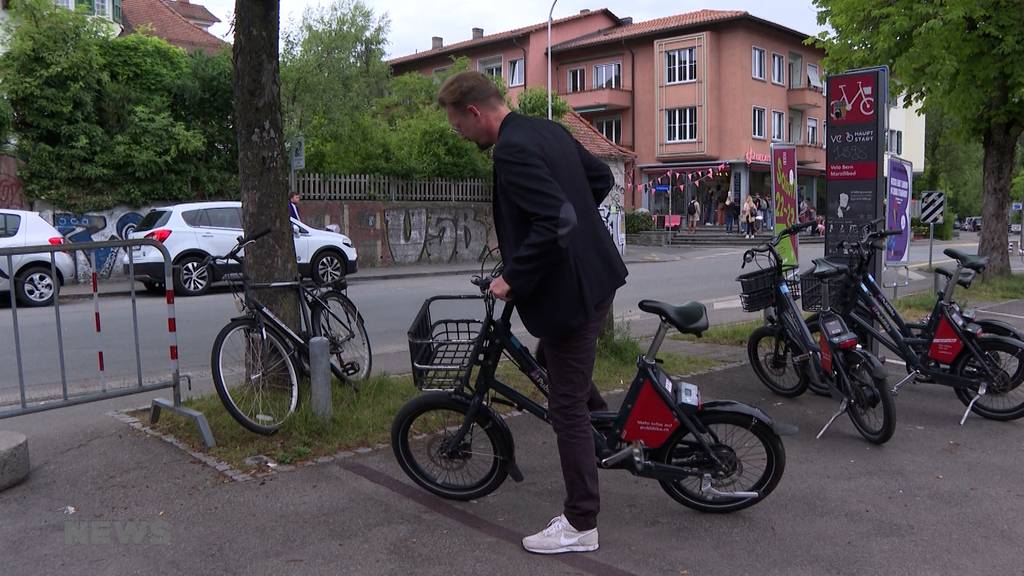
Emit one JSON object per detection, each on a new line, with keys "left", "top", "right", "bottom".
{"left": 621, "top": 17, "right": 633, "bottom": 25}
{"left": 579, "top": 9, "right": 590, "bottom": 14}
{"left": 431, "top": 36, "right": 443, "bottom": 50}
{"left": 472, "top": 28, "right": 484, "bottom": 39}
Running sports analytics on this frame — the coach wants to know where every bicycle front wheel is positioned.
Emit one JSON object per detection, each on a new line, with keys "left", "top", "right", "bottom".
{"left": 748, "top": 325, "right": 809, "bottom": 397}
{"left": 391, "top": 392, "right": 509, "bottom": 501}
{"left": 312, "top": 291, "right": 372, "bottom": 382}
{"left": 211, "top": 318, "right": 299, "bottom": 435}
{"left": 843, "top": 349, "right": 895, "bottom": 444}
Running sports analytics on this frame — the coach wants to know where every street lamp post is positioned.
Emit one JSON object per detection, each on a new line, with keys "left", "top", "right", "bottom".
{"left": 547, "top": 0, "right": 558, "bottom": 120}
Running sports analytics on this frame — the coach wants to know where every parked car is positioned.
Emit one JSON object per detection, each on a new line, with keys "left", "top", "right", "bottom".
{"left": 0, "top": 209, "right": 75, "bottom": 307}
{"left": 122, "top": 201, "right": 358, "bottom": 297}
{"left": 1012, "top": 223, "right": 1022, "bottom": 234}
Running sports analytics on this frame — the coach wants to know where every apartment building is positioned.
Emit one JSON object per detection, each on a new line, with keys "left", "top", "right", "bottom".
{"left": 390, "top": 8, "right": 923, "bottom": 220}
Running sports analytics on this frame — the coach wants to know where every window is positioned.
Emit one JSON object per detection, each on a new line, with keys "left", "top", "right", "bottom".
{"left": 665, "top": 48, "right": 697, "bottom": 84}
{"left": 889, "top": 130, "right": 903, "bottom": 155}
{"left": 135, "top": 210, "right": 171, "bottom": 232}
{"left": 807, "top": 117, "right": 819, "bottom": 145}
{"left": 478, "top": 56, "right": 502, "bottom": 79}
{"left": 771, "top": 111, "right": 785, "bottom": 141}
{"left": 807, "top": 63, "right": 823, "bottom": 89}
{"left": 204, "top": 208, "right": 243, "bottom": 230}
{"left": 181, "top": 210, "right": 206, "bottom": 227}
{"left": 771, "top": 53, "right": 785, "bottom": 85}
{"left": 568, "top": 68, "right": 584, "bottom": 93}
{"left": 752, "top": 47, "right": 766, "bottom": 80}
{"left": 432, "top": 66, "right": 450, "bottom": 76}
{"left": 593, "top": 63, "right": 620, "bottom": 89}
{"left": 752, "top": 107, "right": 766, "bottom": 139}
{"left": 508, "top": 58, "right": 524, "bottom": 87}
{"left": 594, "top": 116, "right": 621, "bottom": 144}
{"left": 94, "top": 0, "right": 107, "bottom": 16}
{"left": 54, "top": 0, "right": 71, "bottom": 8}
{"left": 666, "top": 107, "right": 697, "bottom": 142}
{"left": 0, "top": 214, "right": 21, "bottom": 238}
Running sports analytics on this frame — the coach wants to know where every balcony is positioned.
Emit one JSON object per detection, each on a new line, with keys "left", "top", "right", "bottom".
{"left": 788, "top": 86, "right": 824, "bottom": 111}
{"left": 561, "top": 87, "right": 633, "bottom": 113}
{"left": 796, "top": 142, "right": 825, "bottom": 165}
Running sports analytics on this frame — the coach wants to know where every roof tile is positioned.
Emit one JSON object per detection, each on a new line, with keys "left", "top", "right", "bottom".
{"left": 552, "top": 9, "right": 747, "bottom": 52}
{"left": 564, "top": 111, "right": 635, "bottom": 160}
{"left": 122, "top": 0, "right": 226, "bottom": 54}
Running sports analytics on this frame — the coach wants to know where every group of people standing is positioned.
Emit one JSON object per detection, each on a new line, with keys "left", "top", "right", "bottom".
{"left": 687, "top": 188, "right": 769, "bottom": 238}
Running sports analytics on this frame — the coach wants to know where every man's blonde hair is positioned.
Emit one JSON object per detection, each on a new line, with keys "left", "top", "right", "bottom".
{"left": 437, "top": 71, "right": 503, "bottom": 109}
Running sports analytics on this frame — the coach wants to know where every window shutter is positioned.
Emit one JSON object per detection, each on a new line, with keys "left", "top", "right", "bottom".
{"left": 113, "top": 0, "right": 122, "bottom": 24}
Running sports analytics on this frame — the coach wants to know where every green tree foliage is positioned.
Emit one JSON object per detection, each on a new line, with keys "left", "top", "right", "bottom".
{"left": 813, "top": 0, "right": 1024, "bottom": 275}
{"left": 918, "top": 109, "right": 984, "bottom": 218}
{"left": 514, "top": 87, "right": 571, "bottom": 122}
{"left": 0, "top": 0, "right": 235, "bottom": 210}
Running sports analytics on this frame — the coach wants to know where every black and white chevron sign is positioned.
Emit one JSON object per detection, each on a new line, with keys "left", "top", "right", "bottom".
{"left": 921, "top": 192, "right": 945, "bottom": 224}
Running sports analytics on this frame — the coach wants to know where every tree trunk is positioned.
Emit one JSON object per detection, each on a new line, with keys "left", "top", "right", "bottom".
{"left": 978, "top": 121, "right": 1023, "bottom": 278}
{"left": 233, "top": 0, "right": 300, "bottom": 329}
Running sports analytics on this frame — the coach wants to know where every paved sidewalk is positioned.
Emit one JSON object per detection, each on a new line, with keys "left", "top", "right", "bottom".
{"left": 2, "top": 327, "right": 1022, "bottom": 575}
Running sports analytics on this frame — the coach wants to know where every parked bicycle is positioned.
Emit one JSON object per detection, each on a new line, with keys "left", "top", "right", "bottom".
{"left": 740, "top": 220, "right": 895, "bottom": 444}
{"left": 391, "top": 262, "right": 790, "bottom": 512}
{"left": 208, "top": 229, "right": 372, "bottom": 434}
{"left": 805, "top": 221, "right": 1024, "bottom": 424}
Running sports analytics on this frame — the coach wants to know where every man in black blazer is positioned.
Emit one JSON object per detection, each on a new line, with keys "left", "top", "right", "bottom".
{"left": 438, "top": 71, "right": 628, "bottom": 554}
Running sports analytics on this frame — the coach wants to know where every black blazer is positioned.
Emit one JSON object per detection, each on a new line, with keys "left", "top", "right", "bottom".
{"left": 492, "top": 112, "right": 628, "bottom": 339}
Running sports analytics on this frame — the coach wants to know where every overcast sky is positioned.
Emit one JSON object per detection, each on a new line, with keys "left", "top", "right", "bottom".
{"left": 199, "top": 0, "right": 828, "bottom": 59}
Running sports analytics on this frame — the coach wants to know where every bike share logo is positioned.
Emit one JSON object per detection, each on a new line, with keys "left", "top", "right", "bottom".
{"left": 829, "top": 73, "right": 876, "bottom": 125}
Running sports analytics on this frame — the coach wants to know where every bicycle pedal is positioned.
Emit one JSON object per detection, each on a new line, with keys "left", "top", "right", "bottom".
{"left": 343, "top": 362, "right": 360, "bottom": 376}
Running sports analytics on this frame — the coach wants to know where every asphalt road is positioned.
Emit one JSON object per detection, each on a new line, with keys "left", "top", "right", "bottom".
{"left": 1, "top": 232, "right": 1020, "bottom": 406}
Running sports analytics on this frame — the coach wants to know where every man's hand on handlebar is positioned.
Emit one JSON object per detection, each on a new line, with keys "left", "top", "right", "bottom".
{"left": 488, "top": 275, "right": 512, "bottom": 302}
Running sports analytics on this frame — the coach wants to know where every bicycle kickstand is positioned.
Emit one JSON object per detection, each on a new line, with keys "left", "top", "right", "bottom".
{"left": 890, "top": 370, "right": 919, "bottom": 397}
{"left": 959, "top": 381, "right": 988, "bottom": 426}
{"left": 817, "top": 398, "right": 849, "bottom": 439}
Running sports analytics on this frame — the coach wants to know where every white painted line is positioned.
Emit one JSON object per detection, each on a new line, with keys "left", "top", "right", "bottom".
{"left": 713, "top": 298, "right": 742, "bottom": 310}
{"left": 907, "top": 270, "right": 926, "bottom": 281}
{"left": 974, "top": 310, "right": 1024, "bottom": 321}
{"left": 693, "top": 251, "right": 744, "bottom": 260}
{"left": 884, "top": 358, "right": 907, "bottom": 367}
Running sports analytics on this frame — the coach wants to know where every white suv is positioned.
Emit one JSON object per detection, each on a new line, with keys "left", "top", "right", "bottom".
{"left": 0, "top": 209, "right": 75, "bottom": 307}
{"left": 122, "top": 201, "right": 358, "bottom": 296}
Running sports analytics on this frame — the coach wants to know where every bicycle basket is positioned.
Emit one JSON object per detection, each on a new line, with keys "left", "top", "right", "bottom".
{"left": 736, "top": 265, "right": 799, "bottom": 312}
{"left": 408, "top": 295, "right": 486, "bottom": 391}
{"left": 800, "top": 273, "right": 847, "bottom": 313}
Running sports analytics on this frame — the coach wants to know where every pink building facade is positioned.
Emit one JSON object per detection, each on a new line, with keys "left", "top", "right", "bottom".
{"left": 390, "top": 9, "right": 828, "bottom": 220}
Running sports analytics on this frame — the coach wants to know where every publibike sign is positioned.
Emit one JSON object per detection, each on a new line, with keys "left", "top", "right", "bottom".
{"left": 825, "top": 67, "right": 888, "bottom": 256}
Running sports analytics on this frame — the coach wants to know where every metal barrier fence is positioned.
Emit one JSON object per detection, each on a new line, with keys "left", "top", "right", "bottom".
{"left": 0, "top": 238, "right": 213, "bottom": 447}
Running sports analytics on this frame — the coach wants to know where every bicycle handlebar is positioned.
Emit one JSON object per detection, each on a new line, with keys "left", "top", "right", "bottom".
{"left": 741, "top": 220, "right": 816, "bottom": 268}
{"left": 204, "top": 227, "right": 272, "bottom": 267}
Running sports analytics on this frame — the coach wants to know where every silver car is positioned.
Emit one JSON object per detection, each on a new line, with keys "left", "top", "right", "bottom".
{"left": 0, "top": 209, "right": 75, "bottom": 306}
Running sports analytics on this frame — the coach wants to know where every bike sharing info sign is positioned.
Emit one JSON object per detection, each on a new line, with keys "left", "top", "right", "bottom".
{"left": 826, "top": 67, "right": 888, "bottom": 257}
{"left": 771, "top": 143, "right": 799, "bottom": 266}
{"left": 885, "top": 155, "right": 913, "bottom": 264}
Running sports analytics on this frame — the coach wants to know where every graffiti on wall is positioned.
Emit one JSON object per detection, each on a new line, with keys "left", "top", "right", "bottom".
{"left": 49, "top": 209, "right": 146, "bottom": 280}
{"left": 384, "top": 207, "right": 492, "bottom": 264}
{"left": 0, "top": 156, "right": 26, "bottom": 210}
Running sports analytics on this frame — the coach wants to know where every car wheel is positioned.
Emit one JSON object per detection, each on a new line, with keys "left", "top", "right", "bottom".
{"left": 15, "top": 266, "right": 58, "bottom": 307}
{"left": 311, "top": 250, "right": 346, "bottom": 285}
{"left": 174, "top": 256, "right": 211, "bottom": 296}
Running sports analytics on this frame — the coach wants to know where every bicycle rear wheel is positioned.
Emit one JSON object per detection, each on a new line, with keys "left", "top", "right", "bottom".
{"left": 391, "top": 392, "right": 509, "bottom": 501}
{"left": 952, "top": 339, "right": 1024, "bottom": 421}
{"left": 312, "top": 290, "right": 372, "bottom": 382}
{"left": 655, "top": 411, "right": 785, "bottom": 513}
{"left": 211, "top": 318, "right": 299, "bottom": 435}
{"left": 843, "top": 349, "right": 895, "bottom": 444}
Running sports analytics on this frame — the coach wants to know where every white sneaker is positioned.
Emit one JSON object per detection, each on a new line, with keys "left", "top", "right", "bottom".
{"left": 522, "top": 515, "right": 599, "bottom": 554}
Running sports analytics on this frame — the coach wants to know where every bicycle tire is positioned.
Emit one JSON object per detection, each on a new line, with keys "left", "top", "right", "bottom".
{"left": 952, "top": 339, "right": 1024, "bottom": 421}
{"left": 391, "top": 392, "right": 509, "bottom": 501}
{"left": 655, "top": 411, "right": 785, "bottom": 513}
{"left": 748, "top": 325, "right": 809, "bottom": 397}
{"left": 311, "top": 290, "right": 372, "bottom": 383}
{"left": 211, "top": 318, "right": 300, "bottom": 435}
{"left": 843, "top": 349, "right": 895, "bottom": 444}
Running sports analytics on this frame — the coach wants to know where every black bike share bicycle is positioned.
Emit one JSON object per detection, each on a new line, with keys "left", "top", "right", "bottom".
{"left": 391, "top": 262, "right": 790, "bottom": 512}
{"left": 740, "top": 221, "right": 895, "bottom": 444}
{"left": 805, "top": 221, "right": 1024, "bottom": 425}
{"left": 208, "top": 229, "right": 372, "bottom": 434}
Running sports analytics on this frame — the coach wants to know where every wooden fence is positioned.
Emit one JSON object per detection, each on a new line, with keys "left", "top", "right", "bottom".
{"left": 296, "top": 173, "right": 491, "bottom": 203}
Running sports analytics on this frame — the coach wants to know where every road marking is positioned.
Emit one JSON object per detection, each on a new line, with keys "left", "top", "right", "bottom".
{"left": 884, "top": 358, "right": 907, "bottom": 367}
{"left": 713, "top": 298, "right": 742, "bottom": 310}
{"left": 693, "top": 250, "right": 744, "bottom": 260}
{"left": 975, "top": 310, "right": 1024, "bottom": 321}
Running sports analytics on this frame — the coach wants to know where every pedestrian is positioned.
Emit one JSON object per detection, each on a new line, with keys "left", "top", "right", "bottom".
{"left": 687, "top": 197, "right": 701, "bottom": 232}
{"left": 742, "top": 195, "right": 758, "bottom": 239}
{"left": 289, "top": 192, "right": 301, "bottom": 221}
{"left": 724, "top": 194, "right": 735, "bottom": 233}
{"left": 438, "top": 71, "right": 628, "bottom": 555}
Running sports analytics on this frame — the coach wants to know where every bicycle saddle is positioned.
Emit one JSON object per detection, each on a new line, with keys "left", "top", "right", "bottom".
{"left": 934, "top": 266, "right": 976, "bottom": 289}
{"left": 809, "top": 258, "right": 848, "bottom": 279}
{"left": 638, "top": 300, "right": 708, "bottom": 336}
{"left": 943, "top": 249, "right": 988, "bottom": 272}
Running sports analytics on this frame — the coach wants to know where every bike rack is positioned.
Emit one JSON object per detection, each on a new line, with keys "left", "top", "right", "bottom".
{"left": 882, "top": 264, "right": 911, "bottom": 299}
{"left": 0, "top": 238, "right": 214, "bottom": 448}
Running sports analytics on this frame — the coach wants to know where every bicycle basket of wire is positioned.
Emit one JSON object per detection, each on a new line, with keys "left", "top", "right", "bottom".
{"left": 736, "top": 263, "right": 800, "bottom": 312}
{"left": 408, "top": 295, "right": 487, "bottom": 391}
{"left": 800, "top": 273, "right": 847, "bottom": 312}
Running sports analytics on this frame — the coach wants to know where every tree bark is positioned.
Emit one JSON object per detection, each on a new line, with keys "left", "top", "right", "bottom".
{"left": 979, "top": 121, "right": 1023, "bottom": 278}
{"left": 233, "top": 0, "right": 300, "bottom": 329}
